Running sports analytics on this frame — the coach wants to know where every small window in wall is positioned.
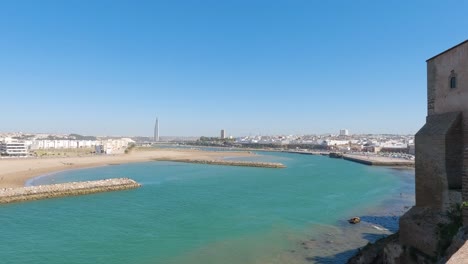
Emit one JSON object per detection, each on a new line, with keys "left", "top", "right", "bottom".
{"left": 449, "top": 70, "right": 457, "bottom": 89}
{"left": 450, "top": 76, "right": 457, "bottom": 89}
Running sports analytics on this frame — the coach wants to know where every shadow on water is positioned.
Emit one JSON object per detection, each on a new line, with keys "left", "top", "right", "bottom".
{"left": 302, "top": 216, "right": 401, "bottom": 264}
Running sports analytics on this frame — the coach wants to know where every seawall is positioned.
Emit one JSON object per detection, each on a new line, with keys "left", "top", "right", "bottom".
{"left": 342, "top": 155, "right": 414, "bottom": 166}
{"left": 0, "top": 178, "right": 141, "bottom": 204}
{"left": 156, "top": 159, "right": 286, "bottom": 168}
{"left": 283, "top": 151, "right": 330, "bottom": 156}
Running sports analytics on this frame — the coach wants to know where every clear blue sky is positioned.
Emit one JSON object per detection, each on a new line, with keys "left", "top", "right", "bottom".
{"left": 1, "top": 0, "right": 467, "bottom": 137}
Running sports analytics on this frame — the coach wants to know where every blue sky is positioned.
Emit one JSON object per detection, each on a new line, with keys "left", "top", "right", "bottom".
{"left": 0, "top": 0, "right": 467, "bottom": 137}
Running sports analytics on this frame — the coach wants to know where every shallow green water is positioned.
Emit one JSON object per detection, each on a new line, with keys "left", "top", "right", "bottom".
{"left": 1, "top": 152, "right": 414, "bottom": 264}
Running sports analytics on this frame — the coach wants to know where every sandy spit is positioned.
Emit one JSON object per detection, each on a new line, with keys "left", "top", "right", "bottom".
{"left": 0, "top": 149, "right": 254, "bottom": 188}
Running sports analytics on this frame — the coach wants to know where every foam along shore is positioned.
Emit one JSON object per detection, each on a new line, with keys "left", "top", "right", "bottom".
{"left": 0, "top": 178, "right": 140, "bottom": 204}
{"left": 154, "top": 158, "right": 286, "bottom": 168}
{"left": 342, "top": 154, "right": 414, "bottom": 166}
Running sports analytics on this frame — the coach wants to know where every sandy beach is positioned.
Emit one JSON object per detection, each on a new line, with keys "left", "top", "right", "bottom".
{"left": 0, "top": 149, "right": 254, "bottom": 188}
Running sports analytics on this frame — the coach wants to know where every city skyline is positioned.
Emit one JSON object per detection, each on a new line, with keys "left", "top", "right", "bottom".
{"left": 0, "top": 129, "right": 416, "bottom": 138}
{"left": 1, "top": 1, "right": 467, "bottom": 136}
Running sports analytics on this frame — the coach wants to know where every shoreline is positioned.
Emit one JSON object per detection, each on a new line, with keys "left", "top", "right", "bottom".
{"left": 23, "top": 165, "right": 111, "bottom": 187}
{"left": 295, "top": 172, "right": 415, "bottom": 262}
{"left": 0, "top": 149, "right": 255, "bottom": 188}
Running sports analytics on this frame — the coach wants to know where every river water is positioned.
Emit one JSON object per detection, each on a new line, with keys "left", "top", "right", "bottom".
{"left": 1, "top": 152, "right": 414, "bottom": 264}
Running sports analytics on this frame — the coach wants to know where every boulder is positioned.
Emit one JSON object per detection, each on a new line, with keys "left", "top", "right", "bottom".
{"left": 349, "top": 217, "right": 361, "bottom": 224}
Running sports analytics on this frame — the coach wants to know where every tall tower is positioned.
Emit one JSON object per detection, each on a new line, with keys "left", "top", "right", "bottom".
{"left": 220, "top": 129, "right": 226, "bottom": 139}
{"left": 154, "top": 117, "right": 159, "bottom": 142}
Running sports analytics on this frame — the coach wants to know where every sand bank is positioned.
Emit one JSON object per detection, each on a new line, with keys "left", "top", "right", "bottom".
{"left": 0, "top": 149, "right": 254, "bottom": 188}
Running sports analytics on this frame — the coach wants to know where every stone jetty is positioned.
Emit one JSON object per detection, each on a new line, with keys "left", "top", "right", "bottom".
{"left": 342, "top": 155, "right": 414, "bottom": 166}
{"left": 157, "top": 159, "right": 286, "bottom": 168}
{"left": 0, "top": 178, "right": 141, "bottom": 204}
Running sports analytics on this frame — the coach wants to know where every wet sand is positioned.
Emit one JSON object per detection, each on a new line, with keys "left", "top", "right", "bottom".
{"left": 0, "top": 149, "right": 254, "bottom": 188}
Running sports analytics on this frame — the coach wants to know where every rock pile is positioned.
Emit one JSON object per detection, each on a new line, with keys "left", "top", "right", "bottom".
{"left": 0, "top": 178, "right": 141, "bottom": 204}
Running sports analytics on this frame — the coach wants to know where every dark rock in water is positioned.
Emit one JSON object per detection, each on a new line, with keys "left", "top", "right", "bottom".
{"left": 348, "top": 217, "right": 361, "bottom": 224}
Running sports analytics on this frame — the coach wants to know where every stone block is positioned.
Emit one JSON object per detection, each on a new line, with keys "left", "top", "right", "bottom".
{"left": 399, "top": 207, "right": 451, "bottom": 257}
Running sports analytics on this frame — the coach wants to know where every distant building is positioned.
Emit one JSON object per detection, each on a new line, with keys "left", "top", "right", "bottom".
{"left": 0, "top": 139, "right": 28, "bottom": 156}
{"left": 95, "top": 138, "right": 134, "bottom": 154}
{"left": 154, "top": 117, "right": 159, "bottom": 142}
{"left": 220, "top": 129, "right": 226, "bottom": 139}
{"left": 339, "top": 129, "right": 349, "bottom": 136}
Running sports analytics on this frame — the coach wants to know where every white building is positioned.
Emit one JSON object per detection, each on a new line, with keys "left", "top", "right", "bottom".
{"left": 26, "top": 137, "right": 134, "bottom": 155}
{"left": 322, "top": 139, "right": 349, "bottom": 146}
{"left": 95, "top": 138, "right": 135, "bottom": 154}
{"left": 339, "top": 129, "right": 349, "bottom": 136}
{"left": 0, "top": 138, "right": 29, "bottom": 156}
{"left": 30, "top": 140, "right": 99, "bottom": 150}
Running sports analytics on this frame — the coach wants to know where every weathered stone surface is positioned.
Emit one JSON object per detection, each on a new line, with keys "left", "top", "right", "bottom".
{"left": 399, "top": 207, "right": 452, "bottom": 257}
{"left": 426, "top": 40, "right": 468, "bottom": 226}
{"left": 444, "top": 227, "right": 468, "bottom": 262}
{"left": 415, "top": 112, "right": 463, "bottom": 210}
{"left": 0, "top": 178, "right": 141, "bottom": 204}
{"left": 347, "top": 233, "right": 402, "bottom": 264}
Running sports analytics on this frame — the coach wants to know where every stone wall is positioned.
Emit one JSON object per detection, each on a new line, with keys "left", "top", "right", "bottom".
{"left": 425, "top": 40, "right": 468, "bottom": 221}
{"left": 400, "top": 40, "right": 468, "bottom": 258}
{"left": 430, "top": 41, "right": 468, "bottom": 115}
{"left": 415, "top": 112, "right": 462, "bottom": 210}
{"left": 463, "top": 114, "right": 468, "bottom": 226}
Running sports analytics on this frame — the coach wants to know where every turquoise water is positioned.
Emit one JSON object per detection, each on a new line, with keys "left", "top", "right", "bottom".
{"left": 1, "top": 152, "right": 414, "bottom": 264}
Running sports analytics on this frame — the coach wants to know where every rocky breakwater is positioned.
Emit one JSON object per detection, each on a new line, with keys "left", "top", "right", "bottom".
{"left": 0, "top": 178, "right": 141, "bottom": 204}
{"left": 158, "top": 159, "right": 286, "bottom": 168}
